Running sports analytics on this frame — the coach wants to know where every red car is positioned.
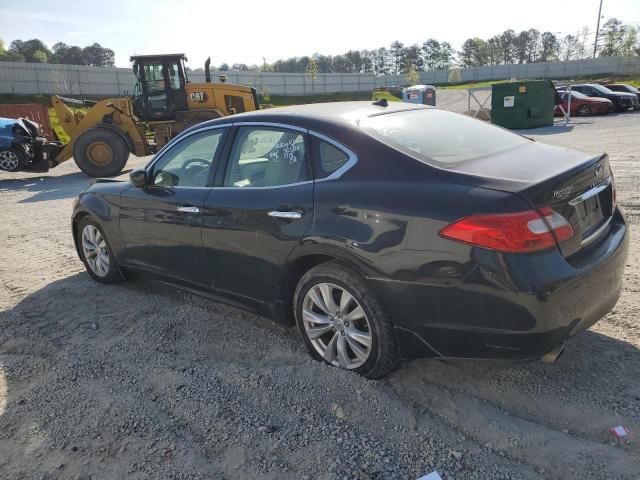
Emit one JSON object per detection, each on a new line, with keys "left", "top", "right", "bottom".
{"left": 555, "top": 90, "right": 614, "bottom": 116}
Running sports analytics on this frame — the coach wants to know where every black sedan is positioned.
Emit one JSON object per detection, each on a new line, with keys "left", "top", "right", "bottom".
{"left": 605, "top": 83, "right": 640, "bottom": 109}
{"left": 571, "top": 83, "right": 638, "bottom": 111}
{"left": 72, "top": 101, "right": 629, "bottom": 378}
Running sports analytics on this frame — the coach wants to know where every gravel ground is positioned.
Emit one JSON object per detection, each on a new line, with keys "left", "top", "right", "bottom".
{"left": 0, "top": 111, "right": 639, "bottom": 480}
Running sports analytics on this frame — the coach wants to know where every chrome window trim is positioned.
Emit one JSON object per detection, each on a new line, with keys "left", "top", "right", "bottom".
{"left": 308, "top": 131, "right": 358, "bottom": 182}
{"left": 152, "top": 121, "right": 360, "bottom": 191}
{"left": 215, "top": 180, "right": 315, "bottom": 190}
{"left": 146, "top": 124, "right": 230, "bottom": 176}
{"left": 232, "top": 121, "right": 307, "bottom": 133}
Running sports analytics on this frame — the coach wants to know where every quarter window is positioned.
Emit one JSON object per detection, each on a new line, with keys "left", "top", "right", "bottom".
{"left": 151, "top": 129, "right": 225, "bottom": 187}
{"left": 224, "top": 127, "right": 309, "bottom": 187}
{"left": 311, "top": 137, "right": 350, "bottom": 178}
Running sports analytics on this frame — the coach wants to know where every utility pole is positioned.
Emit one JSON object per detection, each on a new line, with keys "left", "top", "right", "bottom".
{"left": 593, "top": 0, "right": 604, "bottom": 58}
{"left": 263, "top": 57, "right": 266, "bottom": 72}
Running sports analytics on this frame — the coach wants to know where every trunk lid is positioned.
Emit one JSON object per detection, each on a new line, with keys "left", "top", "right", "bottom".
{"left": 437, "top": 141, "right": 615, "bottom": 257}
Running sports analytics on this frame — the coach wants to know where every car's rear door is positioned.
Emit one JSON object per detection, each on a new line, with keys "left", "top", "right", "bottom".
{"left": 201, "top": 123, "right": 314, "bottom": 304}
{"left": 118, "top": 126, "right": 228, "bottom": 283}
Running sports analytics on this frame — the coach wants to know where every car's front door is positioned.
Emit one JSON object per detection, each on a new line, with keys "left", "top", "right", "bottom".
{"left": 119, "top": 126, "right": 227, "bottom": 283}
{"left": 201, "top": 124, "right": 314, "bottom": 304}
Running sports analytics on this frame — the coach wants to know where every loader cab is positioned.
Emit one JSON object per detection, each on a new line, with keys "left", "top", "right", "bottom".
{"left": 131, "top": 54, "right": 189, "bottom": 121}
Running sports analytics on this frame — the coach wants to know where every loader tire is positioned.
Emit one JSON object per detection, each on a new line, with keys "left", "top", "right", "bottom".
{"left": 73, "top": 128, "right": 129, "bottom": 177}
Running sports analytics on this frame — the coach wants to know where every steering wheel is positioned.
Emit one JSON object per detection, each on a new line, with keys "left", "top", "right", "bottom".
{"left": 183, "top": 158, "right": 210, "bottom": 169}
{"left": 182, "top": 158, "right": 211, "bottom": 185}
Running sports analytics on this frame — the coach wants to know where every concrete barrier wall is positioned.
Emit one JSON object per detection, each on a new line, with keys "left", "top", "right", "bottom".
{"left": 1, "top": 56, "right": 639, "bottom": 97}
{"left": 0, "top": 62, "right": 376, "bottom": 97}
{"left": 376, "top": 56, "right": 640, "bottom": 87}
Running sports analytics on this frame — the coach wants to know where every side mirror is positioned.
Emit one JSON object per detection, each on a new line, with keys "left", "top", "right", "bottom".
{"left": 130, "top": 167, "right": 148, "bottom": 188}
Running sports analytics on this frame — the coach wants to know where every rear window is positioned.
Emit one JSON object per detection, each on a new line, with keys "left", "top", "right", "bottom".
{"left": 359, "top": 109, "right": 530, "bottom": 165}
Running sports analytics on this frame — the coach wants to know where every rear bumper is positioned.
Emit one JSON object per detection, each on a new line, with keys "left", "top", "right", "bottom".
{"left": 371, "top": 208, "right": 629, "bottom": 360}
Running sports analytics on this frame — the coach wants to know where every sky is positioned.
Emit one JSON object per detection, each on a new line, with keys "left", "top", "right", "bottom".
{"left": 1, "top": 0, "right": 639, "bottom": 68}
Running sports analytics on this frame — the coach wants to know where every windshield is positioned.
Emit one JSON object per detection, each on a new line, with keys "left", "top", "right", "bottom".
{"left": 359, "top": 109, "right": 530, "bottom": 165}
{"left": 592, "top": 84, "right": 614, "bottom": 94}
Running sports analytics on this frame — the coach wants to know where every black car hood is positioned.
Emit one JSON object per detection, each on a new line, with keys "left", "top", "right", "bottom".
{"left": 435, "top": 141, "right": 600, "bottom": 193}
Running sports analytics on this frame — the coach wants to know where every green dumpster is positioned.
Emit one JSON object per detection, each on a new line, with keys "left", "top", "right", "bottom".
{"left": 490, "top": 80, "right": 555, "bottom": 129}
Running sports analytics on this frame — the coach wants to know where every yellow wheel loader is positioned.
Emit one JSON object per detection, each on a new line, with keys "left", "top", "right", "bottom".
{"left": 2, "top": 54, "right": 259, "bottom": 177}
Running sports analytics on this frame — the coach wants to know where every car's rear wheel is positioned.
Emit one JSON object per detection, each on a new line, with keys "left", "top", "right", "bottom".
{"left": 77, "top": 217, "right": 122, "bottom": 284}
{"left": 294, "top": 261, "right": 399, "bottom": 379}
{"left": 577, "top": 104, "right": 592, "bottom": 116}
{"left": 0, "top": 147, "right": 25, "bottom": 172}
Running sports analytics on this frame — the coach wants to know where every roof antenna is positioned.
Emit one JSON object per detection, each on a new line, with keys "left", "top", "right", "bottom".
{"left": 372, "top": 98, "right": 388, "bottom": 107}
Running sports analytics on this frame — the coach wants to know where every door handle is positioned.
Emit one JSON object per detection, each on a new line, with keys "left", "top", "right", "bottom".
{"left": 268, "top": 210, "right": 303, "bottom": 219}
{"left": 177, "top": 206, "right": 200, "bottom": 214}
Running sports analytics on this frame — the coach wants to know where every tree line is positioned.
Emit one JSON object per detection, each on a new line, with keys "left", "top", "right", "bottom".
{"left": 217, "top": 40, "right": 455, "bottom": 75}
{"left": 219, "top": 18, "right": 638, "bottom": 73}
{"left": 458, "top": 19, "right": 638, "bottom": 67}
{"left": 0, "top": 38, "right": 115, "bottom": 67}
{"left": 1, "top": 19, "right": 637, "bottom": 74}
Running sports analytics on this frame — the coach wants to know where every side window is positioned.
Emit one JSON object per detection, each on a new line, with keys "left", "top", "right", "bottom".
{"left": 311, "top": 136, "right": 350, "bottom": 179}
{"left": 225, "top": 95, "right": 246, "bottom": 114}
{"left": 151, "top": 129, "right": 225, "bottom": 187}
{"left": 223, "top": 127, "right": 308, "bottom": 187}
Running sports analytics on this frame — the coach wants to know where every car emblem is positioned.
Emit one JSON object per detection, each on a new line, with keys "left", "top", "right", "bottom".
{"left": 595, "top": 164, "right": 604, "bottom": 177}
{"left": 553, "top": 185, "right": 574, "bottom": 200}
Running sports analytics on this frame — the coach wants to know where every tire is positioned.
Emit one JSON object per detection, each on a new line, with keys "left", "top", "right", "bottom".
{"left": 0, "top": 147, "right": 26, "bottom": 172}
{"left": 294, "top": 261, "right": 399, "bottom": 379}
{"left": 76, "top": 216, "right": 122, "bottom": 284}
{"left": 576, "top": 104, "right": 592, "bottom": 116}
{"left": 73, "top": 127, "right": 129, "bottom": 177}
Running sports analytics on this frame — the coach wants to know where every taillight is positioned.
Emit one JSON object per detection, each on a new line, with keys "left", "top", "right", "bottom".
{"left": 439, "top": 207, "right": 573, "bottom": 253}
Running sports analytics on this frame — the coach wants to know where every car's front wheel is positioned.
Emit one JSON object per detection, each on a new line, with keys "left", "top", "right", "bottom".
{"left": 77, "top": 217, "right": 122, "bottom": 284}
{"left": 294, "top": 262, "right": 399, "bottom": 379}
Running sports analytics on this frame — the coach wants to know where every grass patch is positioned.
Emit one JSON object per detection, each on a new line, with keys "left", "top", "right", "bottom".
{"left": 0, "top": 94, "right": 51, "bottom": 106}
{"left": 268, "top": 90, "right": 400, "bottom": 107}
{"left": 269, "top": 91, "right": 372, "bottom": 106}
{"left": 618, "top": 77, "right": 640, "bottom": 87}
{"left": 372, "top": 90, "right": 402, "bottom": 102}
{"left": 441, "top": 80, "right": 511, "bottom": 90}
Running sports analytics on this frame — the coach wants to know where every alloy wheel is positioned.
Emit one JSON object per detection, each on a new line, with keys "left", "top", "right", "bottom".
{"left": 0, "top": 150, "right": 19, "bottom": 171}
{"left": 577, "top": 105, "right": 591, "bottom": 116}
{"left": 81, "top": 224, "right": 110, "bottom": 277}
{"left": 302, "top": 282, "right": 372, "bottom": 369}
